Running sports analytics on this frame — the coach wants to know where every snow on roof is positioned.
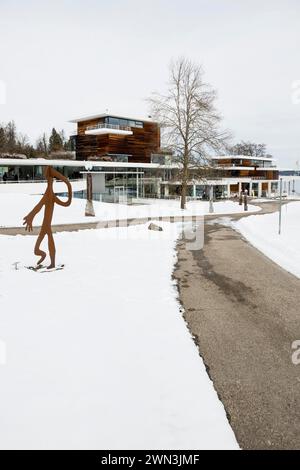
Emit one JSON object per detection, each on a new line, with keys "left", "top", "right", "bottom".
{"left": 212, "top": 155, "right": 275, "bottom": 161}
{"left": 0, "top": 157, "right": 177, "bottom": 169}
{"left": 69, "top": 113, "right": 156, "bottom": 124}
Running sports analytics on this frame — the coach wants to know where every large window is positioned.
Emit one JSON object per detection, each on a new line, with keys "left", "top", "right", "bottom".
{"left": 105, "top": 116, "right": 143, "bottom": 129}
{"left": 107, "top": 154, "right": 129, "bottom": 162}
{"left": 70, "top": 135, "right": 76, "bottom": 151}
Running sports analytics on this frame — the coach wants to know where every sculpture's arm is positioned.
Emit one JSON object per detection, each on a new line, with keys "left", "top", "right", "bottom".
{"left": 50, "top": 167, "right": 73, "bottom": 207}
{"left": 23, "top": 196, "right": 46, "bottom": 232}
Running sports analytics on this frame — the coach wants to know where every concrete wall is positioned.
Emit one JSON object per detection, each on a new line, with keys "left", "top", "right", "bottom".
{"left": 90, "top": 173, "right": 105, "bottom": 193}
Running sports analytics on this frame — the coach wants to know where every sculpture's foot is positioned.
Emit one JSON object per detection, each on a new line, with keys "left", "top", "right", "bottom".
{"left": 37, "top": 253, "right": 46, "bottom": 265}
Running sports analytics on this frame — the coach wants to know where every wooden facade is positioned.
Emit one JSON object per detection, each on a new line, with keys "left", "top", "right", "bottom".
{"left": 216, "top": 158, "right": 278, "bottom": 181}
{"left": 73, "top": 116, "right": 160, "bottom": 163}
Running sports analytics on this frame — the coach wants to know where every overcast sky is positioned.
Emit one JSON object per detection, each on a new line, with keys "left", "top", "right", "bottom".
{"left": 0, "top": 0, "right": 300, "bottom": 167}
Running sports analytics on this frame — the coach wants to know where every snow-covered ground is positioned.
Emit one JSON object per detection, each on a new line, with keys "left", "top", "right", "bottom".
{"left": 0, "top": 223, "right": 238, "bottom": 449}
{"left": 0, "top": 192, "right": 259, "bottom": 228}
{"left": 233, "top": 201, "right": 300, "bottom": 279}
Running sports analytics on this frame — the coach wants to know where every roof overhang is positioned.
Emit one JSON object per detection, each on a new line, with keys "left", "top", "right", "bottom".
{"left": 216, "top": 166, "right": 278, "bottom": 171}
{"left": 212, "top": 155, "right": 275, "bottom": 162}
{"left": 0, "top": 158, "right": 179, "bottom": 170}
{"left": 69, "top": 113, "right": 156, "bottom": 124}
{"left": 85, "top": 128, "right": 133, "bottom": 136}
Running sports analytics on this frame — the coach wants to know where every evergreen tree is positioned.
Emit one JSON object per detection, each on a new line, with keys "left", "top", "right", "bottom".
{"left": 0, "top": 121, "right": 71, "bottom": 158}
{"left": 49, "top": 128, "right": 63, "bottom": 152}
{"left": 0, "top": 126, "right": 7, "bottom": 152}
{"left": 6, "top": 121, "right": 17, "bottom": 153}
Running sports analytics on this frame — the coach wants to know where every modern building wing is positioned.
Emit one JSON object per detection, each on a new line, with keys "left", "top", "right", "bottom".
{"left": 210, "top": 155, "right": 280, "bottom": 197}
{"left": 1, "top": 112, "right": 299, "bottom": 201}
{"left": 69, "top": 113, "right": 162, "bottom": 164}
{"left": 0, "top": 155, "right": 298, "bottom": 201}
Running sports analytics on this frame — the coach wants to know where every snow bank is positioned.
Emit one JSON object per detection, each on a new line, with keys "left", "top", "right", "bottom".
{"left": 233, "top": 201, "right": 300, "bottom": 278}
{"left": 0, "top": 224, "right": 238, "bottom": 449}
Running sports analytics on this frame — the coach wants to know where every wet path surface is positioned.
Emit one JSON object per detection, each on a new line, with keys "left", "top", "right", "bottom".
{"left": 174, "top": 206, "right": 300, "bottom": 449}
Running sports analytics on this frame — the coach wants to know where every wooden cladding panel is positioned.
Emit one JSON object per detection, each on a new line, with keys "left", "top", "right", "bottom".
{"left": 77, "top": 118, "right": 104, "bottom": 136}
{"left": 229, "top": 169, "right": 279, "bottom": 180}
{"left": 75, "top": 120, "right": 160, "bottom": 162}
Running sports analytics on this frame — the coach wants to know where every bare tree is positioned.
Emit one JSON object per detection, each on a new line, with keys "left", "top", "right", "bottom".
{"left": 148, "top": 57, "right": 230, "bottom": 209}
{"left": 36, "top": 133, "right": 49, "bottom": 157}
{"left": 228, "top": 141, "right": 272, "bottom": 158}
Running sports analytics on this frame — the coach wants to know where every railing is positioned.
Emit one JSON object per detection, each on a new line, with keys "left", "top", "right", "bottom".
{"left": 0, "top": 178, "right": 83, "bottom": 184}
{"left": 85, "top": 123, "right": 131, "bottom": 132}
{"left": 229, "top": 164, "right": 277, "bottom": 168}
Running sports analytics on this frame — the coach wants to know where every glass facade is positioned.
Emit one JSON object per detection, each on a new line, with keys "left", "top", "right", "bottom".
{"left": 104, "top": 116, "right": 143, "bottom": 129}
{"left": 0, "top": 164, "right": 84, "bottom": 182}
{"left": 107, "top": 154, "right": 129, "bottom": 163}
{"left": 223, "top": 158, "right": 275, "bottom": 168}
{"left": 70, "top": 135, "right": 76, "bottom": 151}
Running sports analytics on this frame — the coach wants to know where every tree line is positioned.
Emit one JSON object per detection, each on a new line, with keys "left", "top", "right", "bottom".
{"left": 0, "top": 121, "right": 72, "bottom": 158}
{"left": 228, "top": 141, "right": 272, "bottom": 159}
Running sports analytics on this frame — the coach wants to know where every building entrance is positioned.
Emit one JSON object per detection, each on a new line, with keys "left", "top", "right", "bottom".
{"left": 114, "top": 186, "right": 126, "bottom": 203}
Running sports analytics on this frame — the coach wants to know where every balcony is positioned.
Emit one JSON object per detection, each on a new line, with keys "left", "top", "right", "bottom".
{"left": 85, "top": 123, "right": 133, "bottom": 136}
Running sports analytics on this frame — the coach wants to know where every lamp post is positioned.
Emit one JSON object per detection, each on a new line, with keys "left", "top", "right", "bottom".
{"left": 278, "top": 177, "right": 283, "bottom": 235}
{"left": 239, "top": 190, "right": 243, "bottom": 205}
{"left": 209, "top": 185, "right": 214, "bottom": 213}
{"left": 85, "top": 162, "right": 95, "bottom": 217}
{"left": 243, "top": 189, "right": 248, "bottom": 211}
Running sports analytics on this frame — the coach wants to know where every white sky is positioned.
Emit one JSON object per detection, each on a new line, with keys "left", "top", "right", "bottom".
{"left": 0, "top": 0, "right": 300, "bottom": 167}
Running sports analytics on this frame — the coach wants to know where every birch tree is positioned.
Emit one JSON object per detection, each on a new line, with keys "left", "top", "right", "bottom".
{"left": 149, "top": 57, "right": 230, "bottom": 209}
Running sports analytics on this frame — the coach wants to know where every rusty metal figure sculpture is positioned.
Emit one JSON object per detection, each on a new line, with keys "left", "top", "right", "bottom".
{"left": 23, "top": 166, "right": 72, "bottom": 269}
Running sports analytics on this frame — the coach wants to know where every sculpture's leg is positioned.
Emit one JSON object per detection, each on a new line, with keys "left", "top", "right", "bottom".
{"left": 47, "top": 231, "right": 56, "bottom": 269}
{"left": 34, "top": 231, "right": 47, "bottom": 265}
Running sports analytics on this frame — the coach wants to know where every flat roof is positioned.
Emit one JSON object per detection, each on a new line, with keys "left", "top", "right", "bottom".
{"left": 69, "top": 113, "right": 156, "bottom": 124}
{"left": 215, "top": 166, "right": 277, "bottom": 171}
{"left": 0, "top": 158, "right": 177, "bottom": 170}
{"left": 212, "top": 155, "right": 275, "bottom": 161}
{"left": 0, "top": 158, "right": 295, "bottom": 173}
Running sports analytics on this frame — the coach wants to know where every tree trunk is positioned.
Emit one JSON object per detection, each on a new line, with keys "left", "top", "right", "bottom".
{"left": 181, "top": 150, "right": 189, "bottom": 210}
{"left": 209, "top": 185, "right": 214, "bottom": 213}
{"left": 181, "top": 182, "right": 187, "bottom": 209}
{"left": 85, "top": 172, "right": 95, "bottom": 217}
